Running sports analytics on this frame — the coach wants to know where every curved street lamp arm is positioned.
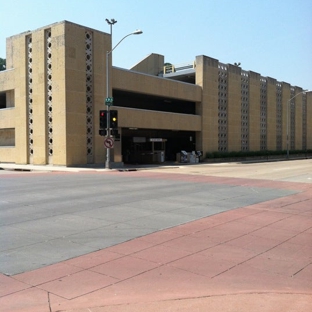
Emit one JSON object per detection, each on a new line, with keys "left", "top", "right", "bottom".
{"left": 108, "top": 33, "right": 132, "bottom": 55}
{"left": 288, "top": 90, "right": 310, "bottom": 102}
{"left": 108, "top": 30, "right": 142, "bottom": 55}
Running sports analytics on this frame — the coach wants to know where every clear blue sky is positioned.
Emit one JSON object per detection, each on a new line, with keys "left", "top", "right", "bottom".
{"left": 1, "top": 0, "right": 311, "bottom": 89}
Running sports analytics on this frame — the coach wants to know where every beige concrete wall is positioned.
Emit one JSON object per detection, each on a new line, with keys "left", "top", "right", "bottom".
{"left": 37, "top": 22, "right": 110, "bottom": 166}
{"left": 0, "top": 69, "right": 15, "bottom": 163}
{"left": 61, "top": 22, "right": 111, "bottom": 165}
{"left": 113, "top": 68, "right": 201, "bottom": 102}
{"left": 294, "top": 87, "right": 303, "bottom": 150}
{"left": 281, "top": 83, "right": 291, "bottom": 150}
{"left": 227, "top": 64, "right": 241, "bottom": 151}
{"left": 307, "top": 92, "right": 312, "bottom": 150}
{"left": 0, "top": 147, "right": 15, "bottom": 162}
{"left": 0, "top": 128, "right": 14, "bottom": 146}
{"left": 11, "top": 34, "right": 28, "bottom": 164}
{"left": 267, "top": 77, "right": 277, "bottom": 150}
{"left": 46, "top": 23, "right": 67, "bottom": 166}
{"left": 6, "top": 37, "right": 14, "bottom": 69}
{"left": 249, "top": 71, "right": 260, "bottom": 151}
{"left": 4, "top": 21, "right": 111, "bottom": 166}
{"left": 130, "top": 53, "right": 164, "bottom": 76}
{"left": 0, "top": 70, "right": 15, "bottom": 91}
{"left": 63, "top": 22, "right": 86, "bottom": 166}
{"left": 0, "top": 107, "right": 15, "bottom": 129}
{"left": 196, "top": 55, "right": 218, "bottom": 154}
{"left": 6, "top": 90, "right": 15, "bottom": 108}
{"left": 117, "top": 107, "right": 201, "bottom": 131}
{"left": 31, "top": 28, "right": 48, "bottom": 165}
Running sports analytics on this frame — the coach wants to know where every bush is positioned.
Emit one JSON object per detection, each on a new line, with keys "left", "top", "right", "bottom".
{"left": 205, "top": 149, "right": 312, "bottom": 159}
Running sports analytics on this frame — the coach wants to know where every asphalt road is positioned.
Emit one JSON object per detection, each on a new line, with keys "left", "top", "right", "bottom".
{"left": 1, "top": 159, "right": 309, "bottom": 275}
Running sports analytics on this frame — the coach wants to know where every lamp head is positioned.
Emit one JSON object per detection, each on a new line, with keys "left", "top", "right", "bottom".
{"left": 106, "top": 18, "right": 117, "bottom": 25}
{"left": 132, "top": 29, "right": 143, "bottom": 35}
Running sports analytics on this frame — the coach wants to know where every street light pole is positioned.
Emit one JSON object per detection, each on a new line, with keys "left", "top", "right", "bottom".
{"left": 286, "top": 89, "right": 310, "bottom": 159}
{"left": 105, "top": 19, "right": 117, "bottom": 169}
{"left": 104, "top": 20, "right": 142, "bottom": 169}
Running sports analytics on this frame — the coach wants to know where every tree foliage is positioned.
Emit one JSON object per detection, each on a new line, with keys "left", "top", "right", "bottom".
{"left": 0, "top": 58, "right": 6, "bottom": 71}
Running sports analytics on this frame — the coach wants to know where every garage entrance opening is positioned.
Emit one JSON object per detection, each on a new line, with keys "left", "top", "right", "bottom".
{"left": 122, "top": 129, "right": 196, "bottom": 164}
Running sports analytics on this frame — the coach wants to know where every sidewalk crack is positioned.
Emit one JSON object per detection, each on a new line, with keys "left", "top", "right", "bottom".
{"left": 48, "top": 291, "right": 52, "bottom": 312}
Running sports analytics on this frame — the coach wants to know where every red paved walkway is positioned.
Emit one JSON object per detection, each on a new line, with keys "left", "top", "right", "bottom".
{"left": 1, "top": 175, "right": 311, "bottom": 312}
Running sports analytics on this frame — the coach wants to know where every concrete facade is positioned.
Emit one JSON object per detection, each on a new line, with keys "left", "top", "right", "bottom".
{"left": 0, "top": 21, "right": 311, "bottom": 166}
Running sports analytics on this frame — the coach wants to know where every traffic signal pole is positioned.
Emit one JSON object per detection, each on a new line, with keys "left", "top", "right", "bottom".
{"left": 105, "top": 50, "right": 111, "bottom": 169}
{"left": 105, "top": 19, "right": 117, "bottom": 169}
{"left": 104, "top": 19, "right": 142, "bottom": 169}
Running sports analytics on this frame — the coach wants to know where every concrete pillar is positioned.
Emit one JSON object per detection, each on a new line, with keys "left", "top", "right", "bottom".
{"left": 307, "top": 92, "right": 312, "bottom": 150}
{"left": 12, "top": 34, "right": 28, "bottom": 164}
{"left": 281, "top": 83, "right": 290, "bottom": 151}
{"left": 32, "top": 29, "right": 48, "bottom": 165}
{"left": 266, "top": 77, "right": 277, "bottom": 150}
{"left": 93, "top": 30, "right": 109, "bottom": 165}
{"left": 294, "top": 87, "right": 303, "bottom": 150}
{"left": 249, "top": 71, "right": 260, "bottom": 151}
{"left": 195, "top": 55, "right": 219, "bottom": 155}
{"left": 227, "top": 64, "right": 241, "bottom": 152}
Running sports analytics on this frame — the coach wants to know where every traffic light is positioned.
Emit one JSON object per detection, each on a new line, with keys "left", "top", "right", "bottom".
{"left": 110, "top": 110, "right": 118, "bottom": 129}
{"left": 99, "top": 129, "right": 106, "bottom": 136}
{"left": 111, "top": 128, "right": 118, "bottom": 136}
{"left": 99, "top": 110, "right": 107, "bottom": 129}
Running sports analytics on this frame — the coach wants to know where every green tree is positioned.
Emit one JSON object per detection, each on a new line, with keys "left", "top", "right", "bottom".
{"left": 0, "top": 58, "right": 6, "bottom": 71}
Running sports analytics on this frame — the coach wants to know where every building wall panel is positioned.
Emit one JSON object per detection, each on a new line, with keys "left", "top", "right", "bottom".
{"left": 307, "top": 92, "right": 312, "bottom": 150}
{"left": 267, "top": 77, "right": 277, "bottom": 150}
{"left": 282, "top": 83, "right": 291, "bottom": 151}
{"left": 31, "top": 29, "right": 47, "bottom": 164}
{"left": 196, "top": 55, "right": 219, "bottom": 153}
{"left": 249, "top": 72, "right": 260, "bottom": 151}
{"left": 227, "top": 64, "right": 241, "bottom": 151}
{"left": 294, "top": 88, "right": 303, "bottom": 150}
{"left": 113, "top": 68, "right": 201, "bottom": 102}
{"left": 117, "top": 107, "right": 201, "bottom": 131}
{"left": 12, "top": 34, "right": 28, "bottom": 164}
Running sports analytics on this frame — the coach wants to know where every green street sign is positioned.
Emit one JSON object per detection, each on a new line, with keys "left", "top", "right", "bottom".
{"left": 105, "top": 97, "right": 113, "bottom": 106}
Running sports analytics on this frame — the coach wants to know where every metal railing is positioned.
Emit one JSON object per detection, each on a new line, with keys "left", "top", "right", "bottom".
{"left": 163, "top": 61, "right": 196, "bottom": 74}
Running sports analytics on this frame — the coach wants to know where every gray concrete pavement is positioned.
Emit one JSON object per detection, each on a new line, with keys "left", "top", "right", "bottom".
{"left": 0, "top": 164, "right": 299, "bottom": 275}
{"left": 150, "top": 159, "right": 312, "bottom": 183}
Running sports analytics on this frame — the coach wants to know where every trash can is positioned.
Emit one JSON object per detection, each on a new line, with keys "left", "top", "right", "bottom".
{"left": 189, "top": 152, "right": 196, "bottom": 163}
{"left": 160, "top": 151, "right": 165, "bottom": 162}
{"left": 153, "top": 151, "right": 165, "bottom": 163}
{"left": 196, "top": 151, "right": 203, "bottom": 162}
{"left": 180, "top": 150, "right": 188, "bottom": 163}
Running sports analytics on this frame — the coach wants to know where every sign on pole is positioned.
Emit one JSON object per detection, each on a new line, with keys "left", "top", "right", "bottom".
{"left": 105, "top": 97, "right": 113, "bottom": 106}
{"left": 104, "top": 137, "right": 114, "bottom": 149}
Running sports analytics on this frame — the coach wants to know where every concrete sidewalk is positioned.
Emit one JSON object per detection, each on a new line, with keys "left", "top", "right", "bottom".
{"left": 0, "top": 163, "right": 111, "bottom": 172}
{"left": 0, "top": 161, "right": 311, "bottom": 311}
{"left": 0, "top": 161, "right": 185, "bottom": 172}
